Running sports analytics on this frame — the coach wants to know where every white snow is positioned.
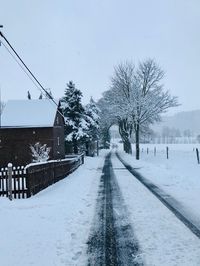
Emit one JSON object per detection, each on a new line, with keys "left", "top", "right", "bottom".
{"left": 1, "top": 99, "right": 59, "bottom": 128}
{"left": 2, "top": 145, "right": 200, "bottom": 265}
{"left": 117, "top": 143, "right": 200, "bottom": 224}
{"left": 111, "top": 151, "right": 200, "bottom": 265}
{"left": 0, "top": 153, "right": 105, "bottom": 266}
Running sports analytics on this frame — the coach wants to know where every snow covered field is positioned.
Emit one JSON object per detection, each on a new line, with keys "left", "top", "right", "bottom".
{"left": 0, "top": 154, "right": 105, "bottom": 266}
{"left": 118, "top": 143, "right": 200, "bottom": 228}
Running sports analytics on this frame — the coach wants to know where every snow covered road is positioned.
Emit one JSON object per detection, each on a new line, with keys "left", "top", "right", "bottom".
{"left": 1, "top": 149, "right": 200, "bottom": 265}
{"left": 87, "top": 153, "right": 142, "bottom": 265}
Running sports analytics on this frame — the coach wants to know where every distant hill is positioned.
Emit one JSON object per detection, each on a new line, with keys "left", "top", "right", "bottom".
{"left": 152, "top": 110, "right": 200, "bottom": 135}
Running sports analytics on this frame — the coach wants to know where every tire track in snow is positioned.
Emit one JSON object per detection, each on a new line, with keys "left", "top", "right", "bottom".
{"left": 116, "top": 151, "right": 200, "bottom": 239}
{"left": 87, "top": 153, "right": 143, "bottom": 266}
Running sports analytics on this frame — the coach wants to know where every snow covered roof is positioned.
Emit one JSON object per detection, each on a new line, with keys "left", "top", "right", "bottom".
{"left": 1, "top": 99, "right": 60, "bottom": 128}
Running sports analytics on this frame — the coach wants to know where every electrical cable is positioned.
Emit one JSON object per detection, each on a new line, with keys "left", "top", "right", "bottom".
{"left": 0, "top": 31, "right": 65, "bottom": 119}
{"left": 1, "top": 41, "right": 46, "bottom": 97}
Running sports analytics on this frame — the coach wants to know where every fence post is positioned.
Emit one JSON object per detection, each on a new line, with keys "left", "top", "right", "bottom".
{"left": 166, "top": 146, "right": 169, "bottom": 159}
{"left": 147, "top": 148, "right": 149, "bottom": 154}
{"left": 196, "top": 148, "right": 200, "bottom": 164}
{"left": 154, "top": 147, "right": 156, "bottom": 156}
{"left": 26, "top": 167, "right": 31, "bottom": 198}
{"left": 7, "top": 163, "right": 12, "bottom": 201}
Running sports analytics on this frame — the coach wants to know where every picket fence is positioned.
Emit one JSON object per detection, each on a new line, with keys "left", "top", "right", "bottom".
{"left": 0, "top": 166, "right": 27, "bottom": 199}
{"left": 0, "top": 154, "right": 84, "bottom": 199}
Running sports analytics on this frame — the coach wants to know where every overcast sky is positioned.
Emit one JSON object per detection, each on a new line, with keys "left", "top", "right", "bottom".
{"left": 0, "top": 0, "right": 200, "bottom": 114}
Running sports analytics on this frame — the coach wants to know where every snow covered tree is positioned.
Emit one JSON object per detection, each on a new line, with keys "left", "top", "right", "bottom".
{"left": 103, "top": 62, "right": 135, "bottom": 154}
{"left": 84, "top": 97, "right": 100, "bottom": 155}
{"left": 30, "top": 142, "right": 51, "bottom": 162}
{"left": 132, "top": 59, "right": 178, "bottom": 159}
{"left": 85, "top": 97, "right": 100, "bottom": 140}
{"left": 101, "top": 59, "right": 178, "bottom": 159}
{"left": 61, "top": 81, "right": 88, "bottom": 154}
{"left": 97, "top": 96, "right": 116, "bottom": 149}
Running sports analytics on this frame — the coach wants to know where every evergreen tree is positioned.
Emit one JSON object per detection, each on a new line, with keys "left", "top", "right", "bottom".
{"left": 61, "top": 81, "right": 88, "bottom": 154}
{"left": 84, "top": 97, "right": 100, "bottom": 155}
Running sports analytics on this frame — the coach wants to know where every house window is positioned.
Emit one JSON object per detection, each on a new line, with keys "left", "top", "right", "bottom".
{"left": 56, "top": 116, "right": 59, "bottom": 124}
{"left": 57, "top": 137, "right": 60, "bottom": 146}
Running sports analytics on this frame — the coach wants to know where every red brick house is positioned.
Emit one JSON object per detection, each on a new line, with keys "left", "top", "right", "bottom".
{"left": 0, "top": 99, "right": 65, "bottom": 167}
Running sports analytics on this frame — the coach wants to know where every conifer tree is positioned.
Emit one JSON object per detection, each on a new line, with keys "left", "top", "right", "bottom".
{"left": 61, "top": 81, "right": 88, "bottom": 154}
{"left": 84, "top": 97, "right": 100, "bottom": 155}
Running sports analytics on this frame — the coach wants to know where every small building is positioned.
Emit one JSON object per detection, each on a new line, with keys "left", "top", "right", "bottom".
{"left": 0, "top": 99, "right": 65, "bottom": 167}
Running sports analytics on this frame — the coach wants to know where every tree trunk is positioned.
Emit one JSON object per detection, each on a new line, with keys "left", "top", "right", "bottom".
{"left": 118, "top": 119, "right": 132, "bottom": 154}
{"left": 125, "top": 139, "right": 132, "bottom": 154}
{"left": 135, "top": 125, "right": 140, "bottom": 160}
{"left": 85, "top": 141, "right": 89, "bottom": 156}
{"left": 123, "top": 141, "right": 126, "bottom": 152}
{"left": 73, "top": 138, "right": 78, "bottom": 154}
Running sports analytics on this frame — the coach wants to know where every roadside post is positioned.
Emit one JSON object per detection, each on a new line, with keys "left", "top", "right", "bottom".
{"left": 196, "top": 148, "right": 200, "bottom": 164}
{"left": 166, "top": 146, "right": 169, "bottom": 159}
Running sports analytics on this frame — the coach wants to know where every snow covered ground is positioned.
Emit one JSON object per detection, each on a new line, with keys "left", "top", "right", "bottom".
{"left": 111, "top": 153, "right": 200, "bottom": 265}
{"left": 117, "top": 143, "right": 200, "bottom": 224}
{"left": 0, "top": 153, "right": 106, "bottom": 266}
{"left": 2, "top": 144, "right": 200, "bottom": 266}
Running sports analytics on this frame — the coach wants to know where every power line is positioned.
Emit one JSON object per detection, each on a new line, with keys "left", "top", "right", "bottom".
{"left": 0, "top": 30, "right": 65, "bottom": 119}
{"left": 1, "top": 41, "right": 45, "bottom": 96}
{"left": 1, "top": 41, "right": 56, "bottom": 107}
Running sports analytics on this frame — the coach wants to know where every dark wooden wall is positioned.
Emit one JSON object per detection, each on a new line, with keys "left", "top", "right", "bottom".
{"left": 0, "top": 125, "right": 65, "bottom": 167}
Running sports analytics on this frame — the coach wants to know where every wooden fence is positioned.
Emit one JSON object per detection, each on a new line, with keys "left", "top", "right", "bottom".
{"left": 0, "top": 166, "right": 27, "bottom": 199}
{"left": 0, "top": 154, "right": 84, "bottom": 199}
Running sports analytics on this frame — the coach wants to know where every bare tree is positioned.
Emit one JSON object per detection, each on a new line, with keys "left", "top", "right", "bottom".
{"left": 101, "top": 59, "right": 178, "bottom": 159}
{"left": 131, "top": 59, "right": 178, "bottom": 159}
{"left": 108, "top": 61, "right": 135, "bottom": 153}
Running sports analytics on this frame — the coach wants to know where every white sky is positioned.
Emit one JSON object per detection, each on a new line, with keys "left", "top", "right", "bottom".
{"left": 0, "top": 0, "right": 200, "bottom": 114}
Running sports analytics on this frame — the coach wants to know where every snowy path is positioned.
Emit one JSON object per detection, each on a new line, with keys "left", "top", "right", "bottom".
{"left": 87, "top": 153, "right": 142, "bottom": 265}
